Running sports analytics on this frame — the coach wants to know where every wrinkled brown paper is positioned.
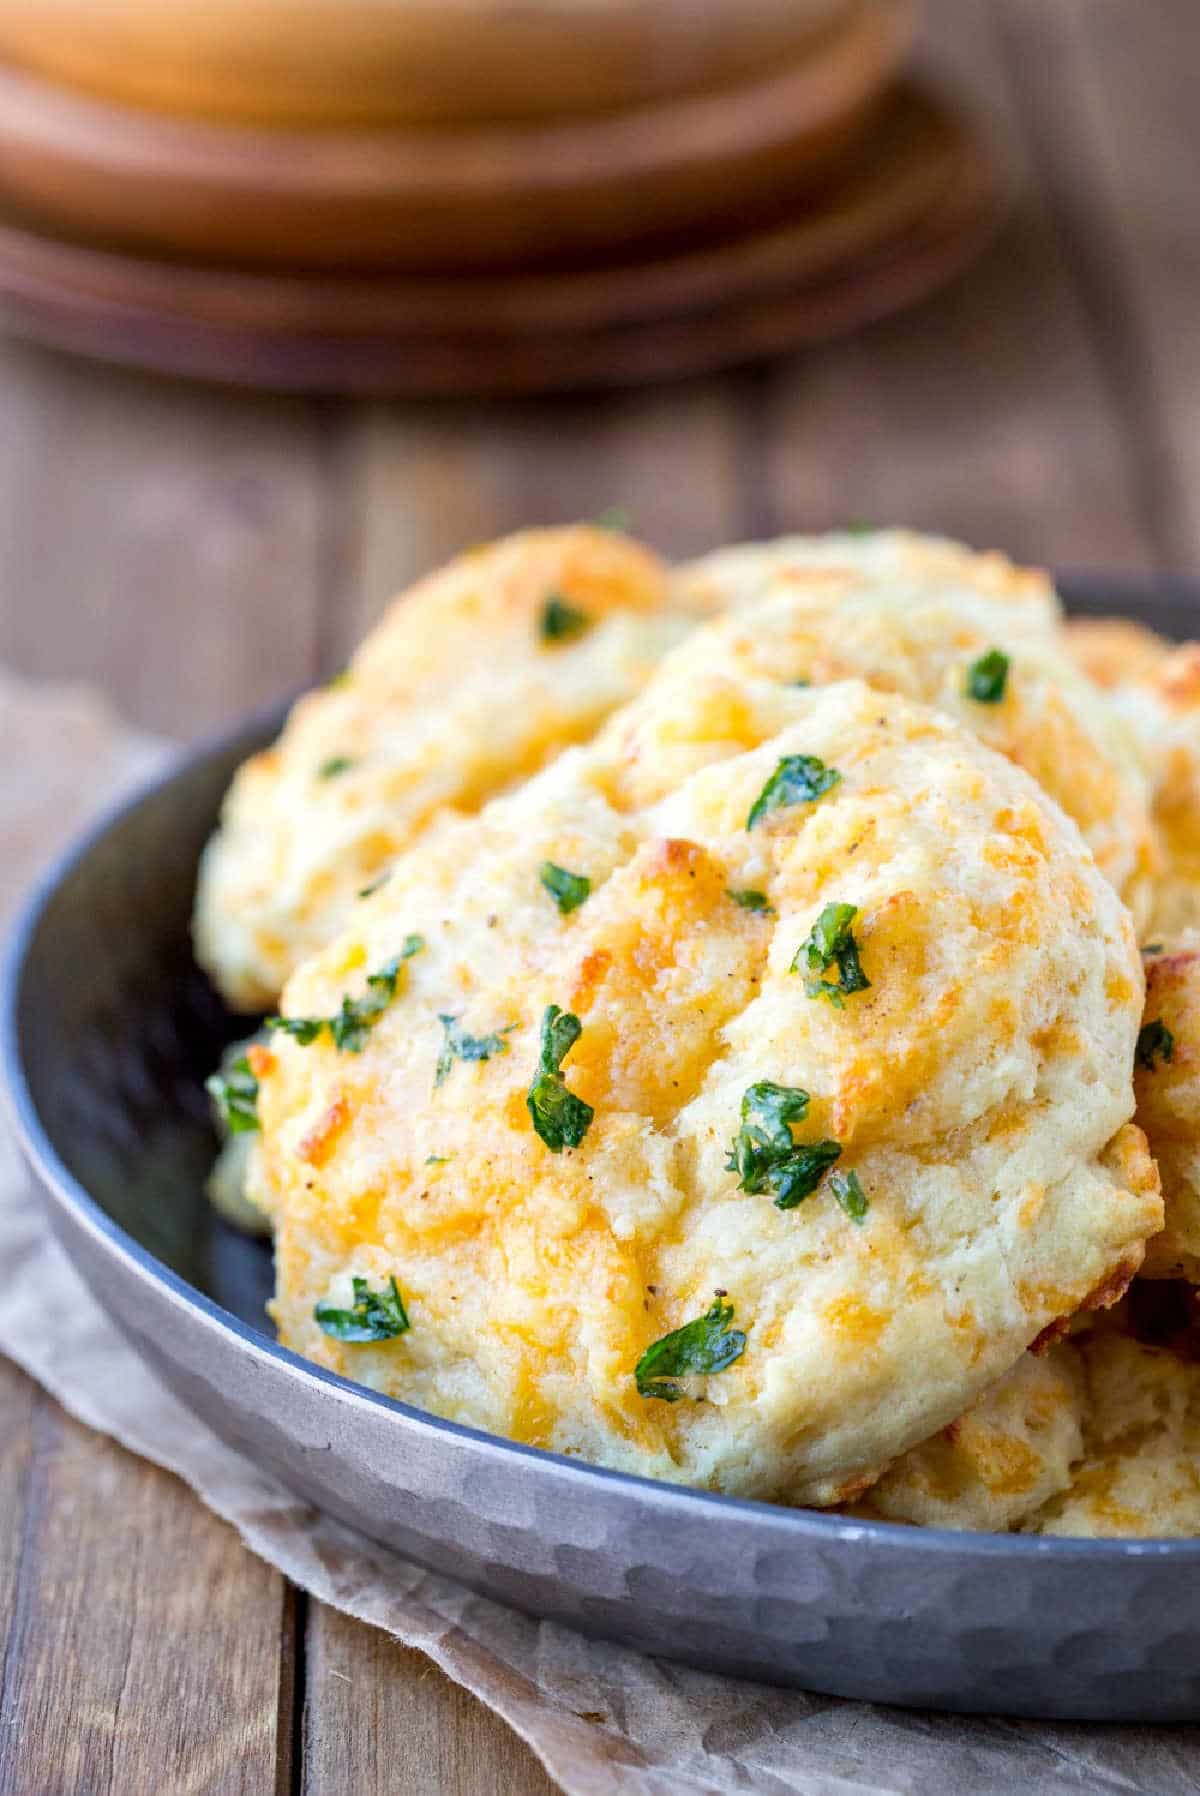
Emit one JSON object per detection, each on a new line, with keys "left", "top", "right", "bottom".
{"left": 1, "top": 669, "right": 1196, "bottom": 1796}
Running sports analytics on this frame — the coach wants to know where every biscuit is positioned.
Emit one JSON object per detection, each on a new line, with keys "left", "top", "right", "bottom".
{"left": 254, "top": 668, "right": 1157, "bottom": 1505}
{"left": 1068, "top": 620, "right": 1200, "bottom": 937}
{"left": 1030, "top": 1328, "right": 1200, "bottom": 1538}
{"left": 844, "top": 1345, "right": 1085, "bottom": 1532}
{"left": 194, "top": 525, "right": 711, "bottom": 1010}
{"left": 658, "top": 556, "right": 1159, "bottom": 925}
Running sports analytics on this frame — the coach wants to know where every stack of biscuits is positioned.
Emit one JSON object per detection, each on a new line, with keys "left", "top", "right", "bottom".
{"left": 194, "top": 523, "right": 1200, "bottom": 1537}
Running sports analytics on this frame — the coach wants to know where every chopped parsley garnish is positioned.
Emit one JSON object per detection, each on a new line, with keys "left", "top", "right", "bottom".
{"left": 206, "top": 1054, "right": 259, "bottom": 1134}
{"left": 267, "top": 1015, "right": 326, "bottom": 1046}
{"left": 594, "top": 505, "right": 631, "bottom": 532}
{"left": 829, "top": 1168, "right": 869, "bottom": 1222}
{"left": 326, "top": 666, "right": 351, "bottom": 688}
{"left": 527, "top": 1004, "right": 594, "bottom": 1152}
{"left": 1142, "top": 942, "right": 1163, "bottom": 956}
{"left": 634, "top": 1297, "right": 747, "bottom": 1402}
{"left": 746, "top": 755, "right": 840, "bottom": 830}
{"left": 317, "top": 755, "right": 355, "bottom": 779}
{"left": 1136, "top": 1019, "right": 1175, "bottom": 1070}
{"left": 435, "top": 1015, "right": 513, "bottom": 1087}
{"left": 966, "top": 648, "right": 1009, "bottom": 703}
{"left": 791, "top": 902, "right": 870, "bottom": 1006}
{"left": 357, "top": 872, "right": 390, "bottom": 900}
{"left": 540, "top": 593, "right": 591, "bottom": 644}
{"left": 315, "top": 1275, "right": 409, "bottom": 1342}
{"left": 845, "top": 520, "right": 876, "bottom": 536}
{"left": 540, "top": 861, "right": 592, "bottom": 915}
{"left": 726, "top": 1081, "right": 841, "bottom": 1210}
{"left": 267, "top": 938, "right": 422, "bottom": 1053}
{"left": 425, "top": 1155, "right": 450, "bottom": 1165}
{"left": 727, "top": 888, "right": 773, "bottom": 914}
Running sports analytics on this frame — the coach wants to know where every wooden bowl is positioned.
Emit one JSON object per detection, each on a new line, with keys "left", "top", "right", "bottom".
{"left": 0, "top": 0, "right": 912, "bottom": 271}
{"left": 0, "top": 0, "right": 855, "bottom": 128}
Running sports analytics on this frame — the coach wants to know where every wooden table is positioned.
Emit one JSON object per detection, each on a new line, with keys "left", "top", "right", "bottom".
{"left": 2, "top": 3, "right": 1198, "bottom": 1790}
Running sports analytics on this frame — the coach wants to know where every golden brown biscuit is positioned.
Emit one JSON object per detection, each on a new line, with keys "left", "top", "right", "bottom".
{"left": 658, "top": 558, "right": 1159, "bottom": 926}
{"left": 1134, "top": 935, "right": 1200, "bottom": 1279}
{"left": 1065, "top": 616, "right": 1172, "bottom": 691}
{"left": 674, "top": 529, "right": 1064, "bottom": 628}
{"left": 252, "top": 664, "right": 1157, "bottom": 1507}
{"left": 194, "top": 525, "right": 713, "bottom": 1011}
{"left": 1030, "top": 1328, "right": 1200, "bottom": 1538}
{"left": 844, "top": 1345, "right": 1085, "bottom": 1533}
{"left": 1067, "top": 620, "right": 1200, "bottom": 936}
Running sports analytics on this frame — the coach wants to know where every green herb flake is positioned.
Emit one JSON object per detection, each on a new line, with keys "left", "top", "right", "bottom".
{"left": 267, "top": 938, "right": 422, "bottom": 1054}
{"left": 727, "top": 888, "right": 773, "bottom": 914}
{"left": 435, "top": 1015, "right": 513, "bottom": 1088}
{"left": 326, "top": 666, "right": 351, "bottom": 689}
{"left": 317, "top": 755, "right": 355, "bottom": 780}
{"left": 634, "top": 1296, "right": 747, "bottom": 1402}
{"left": 829, "top": 1168, "right": 870, "bottom": 1222}
{"left": 791, "top": 901, "right": 870, "bottom": 1006}
{"left": 725, "top": 1080, "right": 842, "bottom": 1210}
{"left": 966, "top": 648, "right": 1010, "bottom": 704}
{"left": 425, "top": 1154, "right": 450, "bottom": 1165}
{"left": 845, "top": 520, "right": 876, "bottom": 536}
{"left": 540, "top": 861, "right": 592, "bottom": 915}
{"left": 527, "top": 1004, "right": 595, "bottom": 1152}
{"left": 593, "top": 505, "right": 631, "bottom": 533}
{"left": 540, "top": 593, "right": 591, "bottom": 644}
{"left": 206, "top": 1054, "right": 259, "bottom": 1135}
{"left": 266, "top": 1014, "right": 326, "bottom": 1046}
{"left": 315, "top": 1275, "right": 410, "bottom": 1342}
{"left": 1136, "top": 1019, "right": 1175, "bottom": 1070}
{"left": 1142, "top": 942, "right": 1163, "bottom": 956}
{"left": 746, "top": 754, "right": 840, "bottom": 831}
{"left": 357, "top": 872, "right": 390, "bottom": 900}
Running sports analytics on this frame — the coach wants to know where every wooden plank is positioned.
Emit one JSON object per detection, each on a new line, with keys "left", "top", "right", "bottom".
{"left": 0, "top": 340, "right": 327, "bottom": 738}
{"left": 990, "top": 0, "right": 1200, "bottom": 575}
{"left": 756, "top": 0, "right": 1155, "bottom": 570}
{"left": 325, "top": 381, "right": 750, "bottom": 657}
{"left": 0, "top": 1369, "right": 291, "bottom": 1796}
{"left": 303, "top": 1606, "right": 558, "bottom": 1796}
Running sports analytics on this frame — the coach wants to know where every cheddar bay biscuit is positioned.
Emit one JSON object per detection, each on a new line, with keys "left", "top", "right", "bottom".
{"left": 1068, "top": 619, "right": 1200, "bottom": 936}
{"left": 194, "top": 525, "right": 714, "bottom": 1011}
{"left": 845, "top": 1344, "right": 1086, "bottom": 1533}
{"left": 253, "top": 667, "right": 1157, "bottom": 1507}
{"left": 667, "top": 539, "right": 1158, "bottom": 928}
{"left": 1030, "top": 1329, "right": 1200, "bottom": 1538}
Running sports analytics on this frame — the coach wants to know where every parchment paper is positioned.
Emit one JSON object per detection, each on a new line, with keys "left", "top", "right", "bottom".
{"left": 1, "top": 669, "right": 1196, "bottom": 1796}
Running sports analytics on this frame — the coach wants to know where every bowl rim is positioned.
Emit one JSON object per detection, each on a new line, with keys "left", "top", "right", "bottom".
{"left": 5, "top": 670, "right": 1200, "bottom": 1564}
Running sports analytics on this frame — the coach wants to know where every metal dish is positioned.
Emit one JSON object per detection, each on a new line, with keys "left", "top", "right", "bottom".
{"left": 4, "top": 571, "right": 1200, "bottom": 1722}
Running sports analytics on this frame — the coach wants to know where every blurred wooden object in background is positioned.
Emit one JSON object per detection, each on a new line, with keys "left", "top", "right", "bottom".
{"left": 0, "top": 0, "right": 1002, "bottom": 397}
{"left": 0, "top": 0, "right": 856, "bottom": 128}
{"left": 0, "top": 2, "right": 912, "bottom": 270}
{"left": 0, "top": 81, "right": 994, "bottom": 396}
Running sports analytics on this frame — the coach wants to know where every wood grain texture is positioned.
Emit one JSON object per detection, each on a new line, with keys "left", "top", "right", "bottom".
{"left": 0, "top": 339, "right": 327, "bottom": 735}
{"left": 0, "top": 1364, "right": 290, "bottom": 1796}
{"left": 304, "top": 1608, "right": 558, "bottom": 1796}
{"left": 758, "top": 0, "right": 1155, "bottom": 570}
{"left": 992, "top": 0, "right": 1200, "bottom": 573}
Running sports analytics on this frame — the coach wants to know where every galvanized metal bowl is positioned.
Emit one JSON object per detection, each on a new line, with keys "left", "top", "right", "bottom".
{"left": 5, "top": 572, "right": 1200, "bottom": 1722}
